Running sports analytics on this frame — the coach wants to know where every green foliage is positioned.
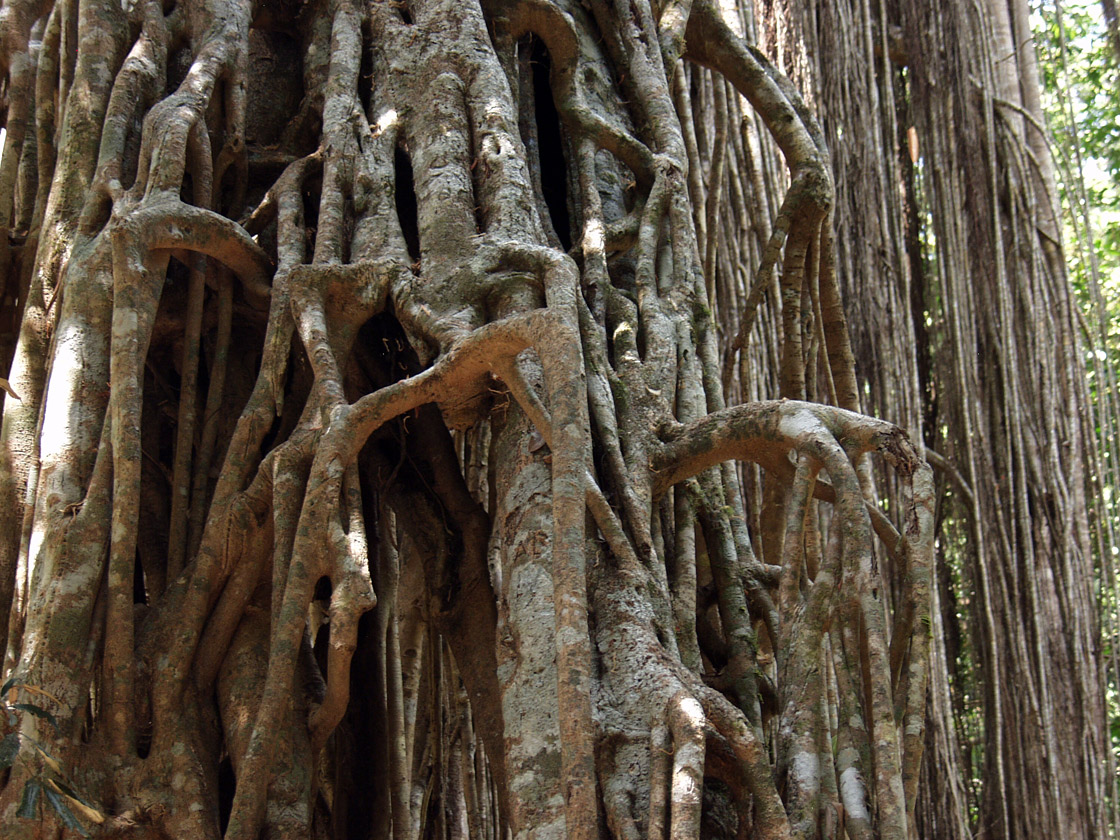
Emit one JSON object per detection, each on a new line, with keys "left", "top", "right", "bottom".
{"left": 1, "top": 673, "right": 103, "bottom": 836}
{"left": 16, "top": 778, "right": 42, "bottom": 820}
{"left": 1033, "top": 1, "right": 1120, "bottom": 348}
{"left": 1032, "top": 0, "right": 1120, "bottom": 809}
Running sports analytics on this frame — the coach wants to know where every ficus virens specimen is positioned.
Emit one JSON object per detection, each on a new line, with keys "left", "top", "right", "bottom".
{"left": 0, "top": 0, "right": 934, "bottom": 838}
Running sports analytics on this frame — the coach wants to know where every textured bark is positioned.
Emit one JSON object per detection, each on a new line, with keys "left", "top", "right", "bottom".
{"left": 722, "top": 1, "right": 1111, "bottom": 837}
{"left": 0, "top": 1, "right": 1100, "bottom": 839}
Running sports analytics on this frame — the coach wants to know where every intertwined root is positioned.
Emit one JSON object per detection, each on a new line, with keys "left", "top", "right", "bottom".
{"left": 586, "top": 398, "right": 933, "bottom": 840}
{"left": 0, "top": 1, "right": 933, "bottom": 838}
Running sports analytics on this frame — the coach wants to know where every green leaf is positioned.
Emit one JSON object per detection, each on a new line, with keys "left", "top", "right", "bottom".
{"left": 16, "top": 779, "right": 41, "bottom": 819}
{"left": 1, "top": 674, "right": 19, "bottom": 695}
{"left": 30, "top": 739, "right": 61, "bottom": 772}
{"left": 20, "top": 684, "right": 62, "bottom": 706}
{"left": 12, "top": 703, "right": 58, "bottom": 731}
{"left": 0, "top": 732, "right": 19, "bottom": 769}
{"left": 48, "top": 780, "right": 105, "bottom": 825}
{"left": 43, "top": 785, "right": 90, "bottom": 837}
{"left": 50, "top": 778, "right": 89, "bottom": 806}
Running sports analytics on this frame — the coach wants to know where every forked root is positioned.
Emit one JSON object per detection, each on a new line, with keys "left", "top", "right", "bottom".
{"left": 0, "top": 3, "right": 940, "bottom": 839}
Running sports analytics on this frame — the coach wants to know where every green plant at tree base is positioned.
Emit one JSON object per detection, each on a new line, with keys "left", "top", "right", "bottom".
{"left": 2, "top": 673, "right": 104, "bottom": 836}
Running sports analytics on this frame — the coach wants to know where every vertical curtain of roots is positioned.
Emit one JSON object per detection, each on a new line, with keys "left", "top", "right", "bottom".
{"left": 903, "top": 1, "right": 1108, "bottom": 837}
{"left": 707, "top": 0, "right": 1110, "bottom": 838}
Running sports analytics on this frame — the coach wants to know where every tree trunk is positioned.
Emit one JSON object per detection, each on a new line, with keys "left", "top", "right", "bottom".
{"left": 0, "top": 1, "right": 1101, "bottom": 839}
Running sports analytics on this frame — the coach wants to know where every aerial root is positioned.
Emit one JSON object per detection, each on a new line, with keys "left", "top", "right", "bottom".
{"left": 681, "top": 1, "right": 859, "bottom": 404}
{"left": 287, "top": 261, "right": 398, "bottom": 407}
{"left": 646, "top": 722, "right": 672, "bottom": 838}
{"left": 100, "top": 190, "right": 273, "bottom": 755}
{"left": 498, "top": 330, "right": 933, "bottom": 840}
{"left": 499, "top": 0, "right": 657, "bottom": 189}
{"left": 623, "top": 680, "right": 795, "bottom": 840}
{"left": 219, "top": 305, "right": 578, "bottom": 840}
{"left": 115, "top": 197, "right": 273, "bottom": 302}
{"left": 666, "top": 691, "right": 707, "bottom": 838}
{"left": 308, "top": 463, "right": 374, "bottom": 756}
{"left": 640, "top": 398, "right": 932, "bottom": 837}
{"left": 292, "top": 340, "right": 928, "bottom": 840}
{"left": 625, "top": 692, "right": 707, "bottom": 840}
{"left": 699, "top": 686, "right": 795, "bottom": 840}
{"left": 493, "top": 325, "right": 647, "bottom": 578}
{"left": 132, "top": 1, "right": 249, "bottom": 199}
{"left": 219, "top": 334, "right": 917, "bottom": 840}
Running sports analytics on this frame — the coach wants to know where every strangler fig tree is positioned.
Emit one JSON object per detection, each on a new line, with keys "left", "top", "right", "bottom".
{"left": 0, "top": 0, "right": 934, "bottom": 838}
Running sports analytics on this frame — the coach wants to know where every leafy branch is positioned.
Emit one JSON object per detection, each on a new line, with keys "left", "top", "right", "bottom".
{"left": 2, "top": 674, "right": 104, "bottom": 836}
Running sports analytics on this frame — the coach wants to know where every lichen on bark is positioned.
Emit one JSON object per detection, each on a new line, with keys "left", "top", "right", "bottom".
{"left": 0, "top": 1, "right": 934, "bottom": 838}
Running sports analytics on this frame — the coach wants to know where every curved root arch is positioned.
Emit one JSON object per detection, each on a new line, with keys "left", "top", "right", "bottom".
{"left": 0, "top": 1, "right": 933, "bottom": 839}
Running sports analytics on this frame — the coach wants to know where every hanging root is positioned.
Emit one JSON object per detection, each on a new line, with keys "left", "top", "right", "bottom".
{"left": 662, "top": 401, "right": 932, "bottom": 838}
{"left": 580, "top": 398, "right": 933, "bottom": 840}
{"left": 0, "top": 2, "right": 936, "bottom": 838}
{"left": 684, "top": 0, "right": 860, "bottom": 407}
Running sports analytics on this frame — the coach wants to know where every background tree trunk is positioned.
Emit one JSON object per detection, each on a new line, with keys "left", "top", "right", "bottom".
{"left": 734, "top": 1, "right": 1109, "bottom": 837}
{"left": 0, "top": 1, "right": 1105, "bottom": 839}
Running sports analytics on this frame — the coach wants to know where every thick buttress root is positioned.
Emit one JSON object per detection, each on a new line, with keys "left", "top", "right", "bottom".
{"left": 0, "top": 1, "right": 935, "bottom": 839}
